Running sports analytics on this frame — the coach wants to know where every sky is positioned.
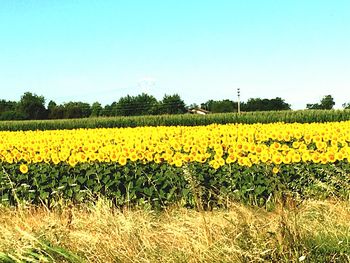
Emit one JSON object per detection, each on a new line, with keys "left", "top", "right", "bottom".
{"left": 0, "top": 0, "right": 349, "bottom": 110}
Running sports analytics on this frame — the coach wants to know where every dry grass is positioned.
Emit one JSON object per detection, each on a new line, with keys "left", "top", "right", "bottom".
{"left": 0, "top": 199, "right": 349, "bottom": 263}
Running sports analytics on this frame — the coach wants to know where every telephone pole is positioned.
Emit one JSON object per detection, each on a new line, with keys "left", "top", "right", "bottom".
{"left": 237, "top": 88, "right": 241, "bottom": 114}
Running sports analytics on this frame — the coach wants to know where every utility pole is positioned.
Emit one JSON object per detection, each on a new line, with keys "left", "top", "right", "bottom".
{"left": 237, "top": 88, "right": 241, "bottom": 114}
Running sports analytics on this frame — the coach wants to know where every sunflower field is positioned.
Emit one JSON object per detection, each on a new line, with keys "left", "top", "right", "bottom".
{"left": 1, "top": 121, "right": 350, "bottom": 208}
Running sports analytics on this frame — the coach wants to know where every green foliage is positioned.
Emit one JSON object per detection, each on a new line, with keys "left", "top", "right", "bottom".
{"left": 101, "top": 102, "right": 117, "bottom": 116}
{"left": 241, "top": 97, "right": 291, "bottom": 111}
{"left": 116, "top": 93, "right": 158, "bottom": 116}
{"left": 90, "top": 102, "right": 103, "bottom": 117}
{"left": 47, "top": 101, "right": 65, "bottom": 119}
{"left": 342, "top": 102, "right": 350, "bottom": 109}
{"left": 201, "top": 99, "right": 236, "bottom": 113}
{"left": 0, "top": 238, "right": 84, "bottom": 262}
{"left": 0, "top": 91, "right": 341, "bottom": 121}
{"left": 17, "top": 92, "right": 47, "bottom": 120}
{"left": 1, "top": 109, "right": 350, "bottom": 131}
{"left": 63, "top": 102, "right": 92, "bottom": 118}
{"left": 0, "top": 110, "right": 26, "bottom": 121}
{"left": 201, "top": 97, "right": 291, "bottom": 113}
{"left": 307, "top": 95, "right": 335, "bottom": 110}
{"left": 0, "top": 100, "right": 17, "bottom": 114}
{"left": 159, "top": 94, "right": 187, "bottom": 114}
{"left": 1, "top": 161, "right": 349, "bottom": 209}
{"left": 0, "top": 162, "right": 190, "bottom": 209}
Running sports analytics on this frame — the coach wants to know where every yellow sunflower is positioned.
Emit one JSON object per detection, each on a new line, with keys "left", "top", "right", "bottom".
{"left": 19, "top": 164, "right": 29, "bottom": 174}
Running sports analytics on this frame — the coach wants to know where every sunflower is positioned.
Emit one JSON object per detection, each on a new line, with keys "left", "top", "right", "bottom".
{"left": 282, "top": 155, "right": 292, "bottom": 164}
{"left": 19, "top": 164, "right": 28, "bottom": 174}
{"left": 118, "top": 156, "right": 127, "bottom": 166}
{"left": 272, "top": 167, "right": 279, "bottom": 174}
{"left": 272, "top": 154, "right": 282, "bottom": 165}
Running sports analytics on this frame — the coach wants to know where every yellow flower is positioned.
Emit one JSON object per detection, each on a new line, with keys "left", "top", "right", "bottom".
{"left": 226, "top": 154, "right": 237, "bottom": 164}
{"left": 292, "top": 154, "right": 301, "bottom": 163}
{"left": 272, "top": 142, "right": 281, "bottom": 150}
{"left": 52, "top": 156, "right": 60, "bottom": 165}
{"left": 19, "top": 164, "right": 28, "bottom": 174}
{"left": 130, "top": 153, "right": 138, "bottom": 162}
{"left": 213, "top": 161, "right": 220, "bottom": 170}
{"left": 118, "top": 156, "right": 127, "bottom": 166}
{"left": 320, "top": 155, "right": 328, "bottom": 164}
{"left": 77, "top": 152, "right": 87, "bottom": 163}
{"left": 335, "top": 152, "right": 344, "bottom": 161}
{"left": 110, "top": 152, "right": 119, "bottom": 162}
{"left": 272, "top": 154, "right": 282, "bottom": 165}
{"left": 255, "top": 146, "right": 262, "bottom": 154}
{"left": 292, "top": 141, "right": 300, "bottom": 149}
{"left": 34, "top": 154, "right": 43, "bottom": 163}
{"left": 327, "top": 153, "right": 336, "bottom": 163}
{"left": 282, "top": 155, "right": 292, "bottom": 164}
{"left": 68, "top": 157, "right": 78, "bottom": 167}
{"left": 272, "top": 167, "right": 279, "bottom": 174}
{"left": 0, "top": 120, "right": 349, "bottom": 170}
{"left": 260, "top": 153, "right": 269, "bottom": 163}
{"left": 88, "top": 152, "right": 97, "bottom": 161}
{"left": 311, "top": 153, "right": 321, "bottom": 163}
{"left": 174, "top": 159, "right": 182, "bottom": 167}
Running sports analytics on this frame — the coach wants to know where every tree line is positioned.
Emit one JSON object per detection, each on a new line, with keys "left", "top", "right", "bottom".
{"left": 0, "top": 92, "right": 346, "bottom": 121}
{"left": 0, "top": 92, "right": 187, "bottom": 120}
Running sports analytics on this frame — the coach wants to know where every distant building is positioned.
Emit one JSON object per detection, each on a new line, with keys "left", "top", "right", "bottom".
{"left": 188, "top": 108, "right": 210, "bottom": 115}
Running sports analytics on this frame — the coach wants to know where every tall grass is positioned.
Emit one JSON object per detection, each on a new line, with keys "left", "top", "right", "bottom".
{"left": 1, "top": 109, "right": 350, "bottom": 131}
{"left": 1, "top": 199, "right": 349, "bottom": 262}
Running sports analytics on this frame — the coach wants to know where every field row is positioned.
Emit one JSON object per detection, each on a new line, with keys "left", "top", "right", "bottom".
{"left": 1, "top": 121, "right": 350, "bottom": 169}
{"left": 1, "top": 121, "right": 350, "bottom": 207}
{"left": 0, "top": 109, "right": 350, "bottom": 131}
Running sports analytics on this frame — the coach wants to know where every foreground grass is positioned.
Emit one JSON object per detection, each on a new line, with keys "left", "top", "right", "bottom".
{"left": 0, "top": 199, "right": 349, "bottom": 263}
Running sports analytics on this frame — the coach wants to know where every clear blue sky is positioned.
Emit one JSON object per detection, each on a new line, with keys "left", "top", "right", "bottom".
{"left": 0, "top": 0, "right": 349, "bottom": 109}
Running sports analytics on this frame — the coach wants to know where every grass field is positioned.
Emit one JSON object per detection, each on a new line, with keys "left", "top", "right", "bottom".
{"left": 0, "top": 199, "right": 349, "bottom": 262}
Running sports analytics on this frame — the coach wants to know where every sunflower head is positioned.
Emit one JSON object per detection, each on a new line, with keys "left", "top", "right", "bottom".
{"left": 19, "top": 164, "right": 29, "bottom": 174}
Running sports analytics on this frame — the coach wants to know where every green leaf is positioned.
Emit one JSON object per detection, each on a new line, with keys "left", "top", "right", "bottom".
{"left": 40, "top": 191, "right": 49, "bottom": 200}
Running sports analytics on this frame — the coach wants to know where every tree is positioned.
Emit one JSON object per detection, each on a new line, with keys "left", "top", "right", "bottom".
{"left": 0, "top": 99, "right": 17, "bottom": 113}
{"left": 159, "top": 94, "right": 186, "bottom": 114}
{"left": 0, "top": 99, "right": 23, "bottom": 120}
{"left": 91, "top": 102, "right": 103, "bottom": 117}
{"left": 307, "top": 95, "right": 335, "bottom": 110}
{"left": 241, "top": 98, "right": 266, "bottom": 111}
{"left": 17, "top": 92, "right": 47, "bottom": 119}
{"left": 47, "top": 101, "right": 65, "bottom": 119}
{"left": 116, "top": 93, "right": 159, "bottom": 116}
{"left": 134, "top": 93, "right": 159, "bottom": 115}
{"left": 241, "top": 97, "right": 290, "bottom": 111}
{"left": 0, "top": 110, "right": 26, "bottom": 120}
{"left": 47, "top": 100, "right": 57, "bottom": 111}
{"left": 342, "top": 103, "right": 350, "bottom": 109}
{"left": 188, "top": 103, "right": 199, "bottom": 109}
{"left": 306, "top": 103, "right": 320, "bottom": 110}
{"left": 63, "top": 102, "right": 91, "bottom": 118}
{"left": 200, "top": 100, "right": 213, "bottom": 111}
{"left": 116, "top": 95, "right": 134, "bottom": 116}
{"left": 101, "top": 102, "right": 117, "bottom": 116}
{"left": 201, "top": 99, "right": 236, "bottom": 113}
{"left": 320, "top": 95, "right": 335, "bottom": 109}
{"left": 48, "top": 100, "right": 58, "bottom": 119}
{"left": 241, "top": 97, "right": 290, "bottom": 112}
